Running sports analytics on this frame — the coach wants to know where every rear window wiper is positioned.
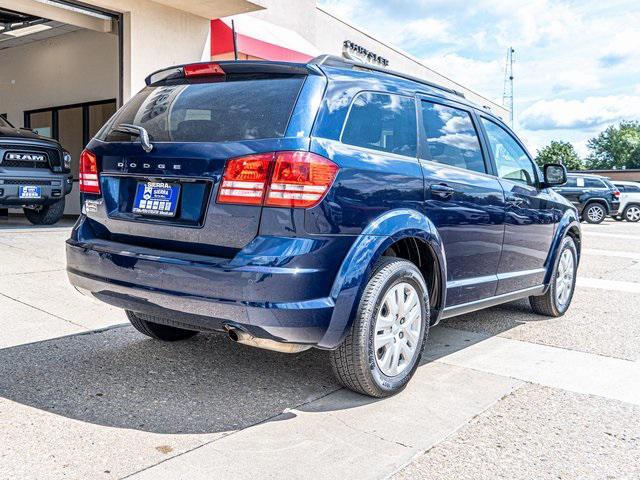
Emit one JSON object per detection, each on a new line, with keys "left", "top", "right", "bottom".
{"left": 112, "top": 124, "right": 153, "bottom": 153}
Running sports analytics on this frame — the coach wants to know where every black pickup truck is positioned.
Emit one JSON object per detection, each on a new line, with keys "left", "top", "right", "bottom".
{"left": 0, "top": 116, "right": 73, "bottom": 225}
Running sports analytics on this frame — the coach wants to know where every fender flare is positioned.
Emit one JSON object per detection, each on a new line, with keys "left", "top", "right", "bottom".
{"left": 544, "top": 209, "right": 582, "bottom": 285}
{"left": 317, "top": 209, "right": 447, "bottom": 349}
{"left": 581, "top": 198, "right": 611, "bottom": 214}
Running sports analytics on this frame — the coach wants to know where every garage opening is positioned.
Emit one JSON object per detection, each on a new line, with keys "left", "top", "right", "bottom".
{"left": 0, "top": 2, "right": 121, "bottom": 215}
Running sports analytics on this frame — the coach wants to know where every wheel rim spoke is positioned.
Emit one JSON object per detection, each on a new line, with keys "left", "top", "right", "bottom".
{"left": 373, "top": 281, "right": 423, "bottom": 377}
{"left": 555, "top": 250, "right": 574, "bottom": 307}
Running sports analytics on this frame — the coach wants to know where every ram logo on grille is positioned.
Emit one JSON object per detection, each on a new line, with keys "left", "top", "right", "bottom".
{"left": 3, "top": 152, "right": 47, "bottom": 162}
{"left": 4, "top": 152, "right": 47, "bottom": 162}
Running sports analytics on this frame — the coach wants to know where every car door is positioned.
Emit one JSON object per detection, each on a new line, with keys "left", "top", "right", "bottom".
{"left": 417, "top": 96, "right": 506, "bottom": 306}
{"left": 554, "top": 176, "right": 582, "bottom": 209}
{"left": 478, "top": 116, "right": 556, "bottom": 294}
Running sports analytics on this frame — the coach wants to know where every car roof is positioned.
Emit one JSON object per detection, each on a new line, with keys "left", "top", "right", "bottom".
{"left": 568, "top": 173, "right": 607, "bottom": 178}
{"left": 311, "top": 55, "right": 505, "bottom": 123}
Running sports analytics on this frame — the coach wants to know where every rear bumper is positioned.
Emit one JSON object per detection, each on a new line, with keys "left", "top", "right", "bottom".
{"left": 0, "top": 170, "right": 72, "bottom": 206}
{"left": 610, "top": 201, "right": 620, "bottom": 216}
{"left": 66, "top": 218, "right": 354, "bottom": 347}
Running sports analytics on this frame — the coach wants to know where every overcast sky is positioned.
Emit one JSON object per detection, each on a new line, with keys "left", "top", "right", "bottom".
{"left": 318, "top": 0, "right": 640, "bottom": 157}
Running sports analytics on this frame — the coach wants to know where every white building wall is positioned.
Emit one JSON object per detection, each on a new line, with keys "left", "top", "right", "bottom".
{"left": 87, "top": 0, "right": 214, "bottom": 100}
{"left": 0, "top": 29, "right": 119, "bottom": 127}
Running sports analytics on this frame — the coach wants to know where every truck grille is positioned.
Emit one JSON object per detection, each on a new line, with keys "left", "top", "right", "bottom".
{"left": 2, "top": 159, "right": 47, "bottom": 168}
{"left": 0, "top": 179, "right": 59, "bottom": 186}
{"left": 0, "top": 146, "right": 61, "bottom": 170}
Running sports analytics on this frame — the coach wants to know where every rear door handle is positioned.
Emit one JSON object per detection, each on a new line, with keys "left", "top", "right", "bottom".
{"left": 430, "top": 183, "right": 454, "bottom": 199}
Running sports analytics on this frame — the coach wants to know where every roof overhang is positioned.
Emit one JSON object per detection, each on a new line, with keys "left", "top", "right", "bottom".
{"left": 0, "top": 0, "right": 113, "bottom": 32}
{"left": 151, "top": 0, "right": 263, "bottom": 20}
{"left": 211, "top": 16, "right": 320, "bottom": 63}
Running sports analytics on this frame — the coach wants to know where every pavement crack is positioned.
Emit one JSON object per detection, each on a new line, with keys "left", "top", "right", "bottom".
{"left": 0, "top": 291, "right": 88, "bottom": 330}
{"left": 325, "top": 412, "right": 415, "bottom": 449}
{"left": 1, "top": 268, "right": 66, "bottom": 277}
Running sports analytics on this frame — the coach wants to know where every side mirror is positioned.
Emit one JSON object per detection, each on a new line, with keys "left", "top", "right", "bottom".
{"left": 542, "top": 163, "right": 567, "bottom": 187}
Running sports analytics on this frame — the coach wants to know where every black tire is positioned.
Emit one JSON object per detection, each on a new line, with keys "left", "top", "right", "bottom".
{"left": 623, "top": 205, "right": 640, "bottom": 223}
{"left": 23, "top": 198, "right": 65, "bottom": 225}
{"left": 582, "top": 203, "right": 606, "bottom": 224}
{"left": 529, "top": 236, "right": 578, "bottom": 317}
{"left": 126, "top": 310, "right": 199, "bottom": 341}
{"left": 329, "top": 257, "right": 429, "bottom": 398}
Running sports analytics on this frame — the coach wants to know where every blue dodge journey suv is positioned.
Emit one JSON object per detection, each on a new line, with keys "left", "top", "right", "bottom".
{"left": 67, "top": 56, "right": 581, "bottom": 397}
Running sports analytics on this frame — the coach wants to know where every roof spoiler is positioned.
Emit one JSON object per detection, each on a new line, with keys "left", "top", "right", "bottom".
{"left": 145, "top": 60, "right": 313, "bottom": 85}
{"left": 308, "top": 54, "right": 466, "bottom": 98}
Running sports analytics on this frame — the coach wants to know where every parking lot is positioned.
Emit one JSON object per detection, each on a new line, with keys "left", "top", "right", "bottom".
{"left": 1, "top": 215, "right": 639, "bottom": 480}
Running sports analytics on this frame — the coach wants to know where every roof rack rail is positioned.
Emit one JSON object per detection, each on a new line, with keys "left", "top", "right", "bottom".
{"left": 309, "top": 54, "right": 465, "bottom": 98}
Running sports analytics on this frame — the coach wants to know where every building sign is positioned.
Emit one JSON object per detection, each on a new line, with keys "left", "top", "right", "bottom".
{"left": 342, "top": 40, "right": 389, "bottom": 67}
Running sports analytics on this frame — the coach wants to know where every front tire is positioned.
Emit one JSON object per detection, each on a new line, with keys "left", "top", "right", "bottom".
{"left": 23, "top": 198, "right": 65, "bottom": 225}
{"left": 126, "top": 310, "right": 199, "bottom": 341}
{"left": 330, "top": 257, "right": 429, "bottom": 398}
{"left": 623, "top": 205, "right": 640, "bottom": 222}
{"left": 582, "top": 203, "right": 606, "bottom": 224}
{"left": 529, "top": 236, "right": 578, "bottom": 317}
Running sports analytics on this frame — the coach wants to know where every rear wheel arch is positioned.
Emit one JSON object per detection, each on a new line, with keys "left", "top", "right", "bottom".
{"left": 583, "top": 199, "right": 609, "bottom": 213}
{"left": 318, "top": 209, "right": 446, "bottom": 349}
{"left": 382, "top": 237, "right": 444, "bottom": 320}
{"left": 565, "top": 225, "right": 582, "bottom": 260}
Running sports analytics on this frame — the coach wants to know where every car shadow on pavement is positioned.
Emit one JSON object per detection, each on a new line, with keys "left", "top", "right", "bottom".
{"left": 0, "top": 300, "right": 549, "bottom": 435}
{"left": 0, "top": 325, "right": 339, "bottom": 435}
{"left": 0, "top": 214, "right": 77, "bottom": 230}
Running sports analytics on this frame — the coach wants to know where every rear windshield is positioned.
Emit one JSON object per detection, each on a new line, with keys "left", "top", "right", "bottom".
{"left": 99, "top": 76, "right": 305, "bottom": 143}
{"left": 0, "top": 116, "right": 12, "bottom": 128}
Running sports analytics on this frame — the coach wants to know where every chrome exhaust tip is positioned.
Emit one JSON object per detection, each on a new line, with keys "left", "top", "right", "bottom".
{"left": 224, "top": 325, "right": 310, "bottom": 354}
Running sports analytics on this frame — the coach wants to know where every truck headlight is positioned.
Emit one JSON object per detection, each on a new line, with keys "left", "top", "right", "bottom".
{"left": 63, "top": 151, "right": 72, "bottom": 171}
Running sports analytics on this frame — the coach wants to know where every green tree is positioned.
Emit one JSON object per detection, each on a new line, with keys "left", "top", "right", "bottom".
{"left": 585, "top": 121, "right": 640, "bottom": 169}
{"left": 535, "top": 140, "right": 583, "bottom": 170}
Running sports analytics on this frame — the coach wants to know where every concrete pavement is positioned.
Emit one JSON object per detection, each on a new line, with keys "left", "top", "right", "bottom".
{"left": 1, "top": 215, "right": 639, "bottom": 479}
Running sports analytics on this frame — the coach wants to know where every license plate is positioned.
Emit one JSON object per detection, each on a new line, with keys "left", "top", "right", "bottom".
{"left": 132, "top": 182, "right": 180, "bottom": 217}
{"left": 19, "top": 186, "right": 41, "bottom": 199}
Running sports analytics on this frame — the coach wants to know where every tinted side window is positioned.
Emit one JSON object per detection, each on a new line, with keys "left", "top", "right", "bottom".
{"left": 584, "top": 178, "right": 606, "bottom": 189}
{"left": 420, "top": 101, "right": 486, "bottom": 173}
{"left": 615, "top": 184, "right": 626, "bottom": 192}
{"left": 481, "top": 118, "right": 536, "bottom": 186}
{"left": 342, "top": 93, "right": 417, "bottom": 157}
{"left": 626, "top": 185, "right": 640, "bottom": 192}
{"left": 564, "top": 176, "right": 578, "bottom": 187}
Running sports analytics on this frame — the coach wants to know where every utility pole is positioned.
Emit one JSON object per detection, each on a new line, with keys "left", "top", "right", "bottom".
{"left": 503, "top": 47, "right": 515, "bottom": 128}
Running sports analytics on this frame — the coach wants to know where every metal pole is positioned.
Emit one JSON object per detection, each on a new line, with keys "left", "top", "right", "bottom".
{"left": 231, "top": 19, "right": 238, "bottom": 61}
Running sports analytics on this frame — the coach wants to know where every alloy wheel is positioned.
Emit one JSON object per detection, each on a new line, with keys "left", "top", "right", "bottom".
{"left": 555, "top": 249, "right": 575, "bottom": 308}
{"left": 374, "top": 282, "right": 422, "bottom": 377}
{"left": 625, "top": 206, "right": 640, "bottom": 222}
{"left": 587, "top": 205, "right": 604, "bottom": 223}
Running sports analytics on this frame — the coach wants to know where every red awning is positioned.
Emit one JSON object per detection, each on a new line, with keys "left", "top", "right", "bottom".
{"left": 211, "top": 17, "right": 320, "bottom": 63}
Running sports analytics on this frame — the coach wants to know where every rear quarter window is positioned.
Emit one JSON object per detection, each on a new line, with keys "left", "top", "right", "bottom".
{"left": 341, "top": 92, "right": 417, "bottom": 157}
{"left": 584, "top": 178, "right": 607, "bottom": 189}
{"left": 99, "top": 76, "right": 305, "bottom": 143}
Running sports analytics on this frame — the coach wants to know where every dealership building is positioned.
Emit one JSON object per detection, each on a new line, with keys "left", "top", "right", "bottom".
{"left": 0, "top": 0, "right": 508, "bottom": 214}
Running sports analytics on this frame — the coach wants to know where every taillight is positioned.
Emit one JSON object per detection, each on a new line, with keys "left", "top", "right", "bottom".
{"left": 217, "top": 151, "right": 338, "bottom": 209}
{"left": 217, "top": 153, "right": 274, "bottom": 205}
{"left": 79, "top": 149, "right": 100, "bottom": 194}
{"left": 184, "top": 62, "right": 225, "bottom": 78}
{"left": 613, "top": 190, "right": 621, "bottom": 198}
{"left": 265, "top": 152, "right": 338, "bottom": 208}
